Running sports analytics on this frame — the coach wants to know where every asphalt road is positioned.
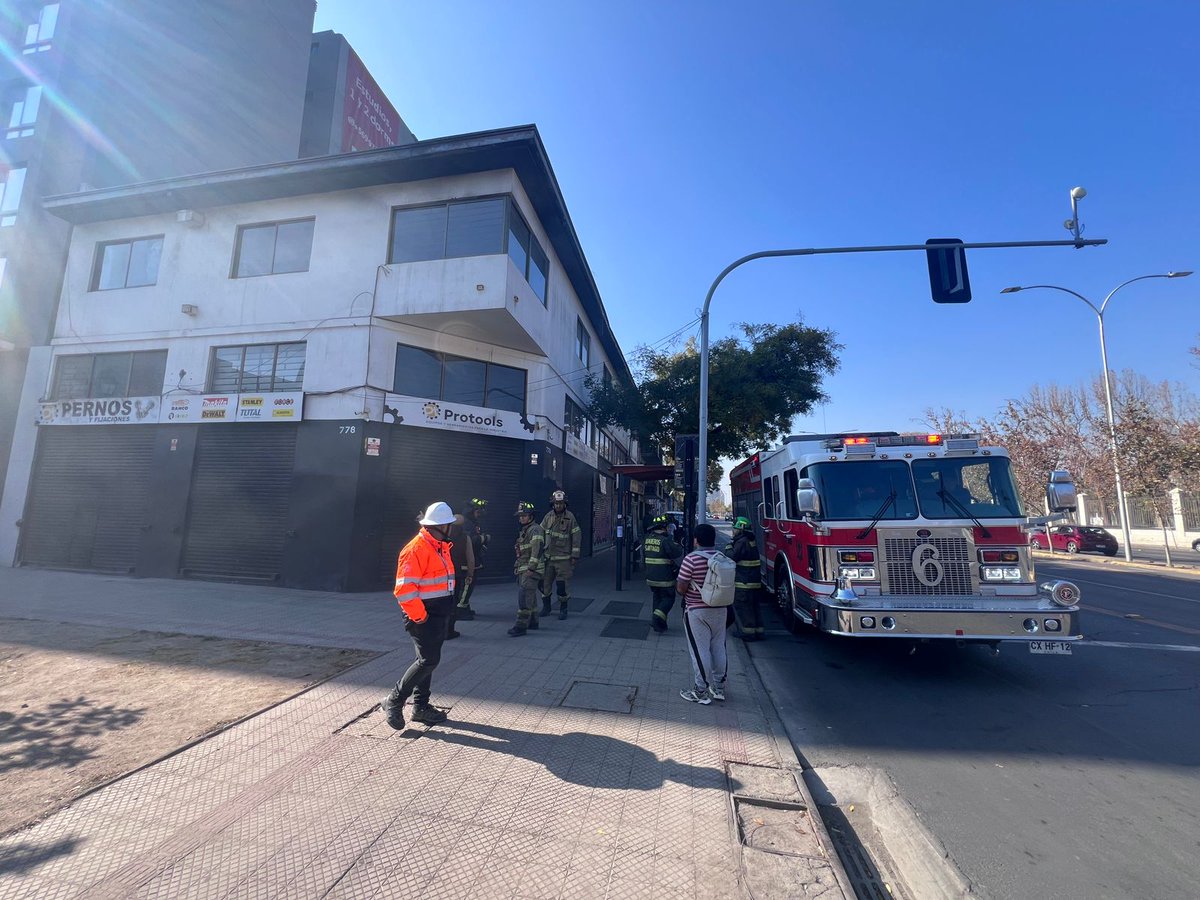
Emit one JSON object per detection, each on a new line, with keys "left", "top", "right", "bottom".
{"left": 747, "top": 556, "right": 1200, "bottom": 900}
{"left": 1037, "top": 542, "right": 1200, "bottom": 568}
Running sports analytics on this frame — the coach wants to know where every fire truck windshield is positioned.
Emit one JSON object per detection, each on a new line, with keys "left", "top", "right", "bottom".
{"left": 805, "top": 461, "right": 919, "bottom": 520}
{"left": 912, "top": 457, "right": 1024, "bottom": 519}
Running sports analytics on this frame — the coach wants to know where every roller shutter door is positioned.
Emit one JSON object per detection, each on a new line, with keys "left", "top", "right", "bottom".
{"left": 379, "top": 427, "right": 524, "bottom": 585}
{"left": 592, "top": 473, "right": 614, "bottom": 552}
{"left": 19, "top": 426, "right": 155, "bottom": 572}
{"left": 181, "top": 424, "right": 296, "bottom": 582}
{"left": 563, "top": 455, "right": 594, "bottom": 556}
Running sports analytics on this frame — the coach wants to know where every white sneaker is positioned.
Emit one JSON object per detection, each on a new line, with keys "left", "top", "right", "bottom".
{"left": 708, "top": 686, "right": 726, "bottom": 702}
{"left": 679, "top": 688, "right": 712, "bottom": 705}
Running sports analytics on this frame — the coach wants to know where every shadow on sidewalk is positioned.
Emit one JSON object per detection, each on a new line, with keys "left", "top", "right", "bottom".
{"left": 422, "top": 720, "right": 733, "bottom": 791}
{"left": 0, "top": 697, "right": 145, "bottom": 774}
{"left": 0, "top": 837, "right": 82, "bottom": 875}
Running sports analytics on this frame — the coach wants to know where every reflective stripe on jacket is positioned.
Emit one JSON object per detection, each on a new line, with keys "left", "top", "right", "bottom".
{"left": 643, "top": 532, "right": 683, "bottom": 588}
{"left": 540, "top": 510, "right": 581, "bottom": 561}
{"left": 724, "top": 533, "right": 762, "bottom": 589}
{"left": 515, "top": 522, "right": 546, "bottom": 576}
{"left": 394, "top": 529, "right": 456, "bottom": 618}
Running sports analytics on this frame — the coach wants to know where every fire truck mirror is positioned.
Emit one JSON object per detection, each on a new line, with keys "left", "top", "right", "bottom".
{"left": 796, "top": 478, "right": 821, "bottom": 516}
{"left": 1045, "top": 470, "right": 1077, "bottom": 513}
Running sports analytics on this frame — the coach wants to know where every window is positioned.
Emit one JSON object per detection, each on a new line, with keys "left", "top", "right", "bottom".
{"left": 51, "top": 350, "right": 167, "bottom": 400}
{"left": 912, "top": 457, "right": 1023, "bottom": 519}
{"left": 209, "top": 342, "right": 306, "bottom": 392}
{"left": 392, "top": 343, "right": 526, "bottom": 413}
{"left": 6, "top": 85, "right": 42, "bottom": 138}
{"left": 575, "top": 318, "right": 591, "bottom": 369}
{"left": 23, "top": 3, "right": 58, "bottom": 53}
{"left": 387, "top": 196, "right": 548, "bottom": 304}
{"left": 564, "top": 396, "right": 595, "bottom": 447}
{"left": 91, "top": 236, "right": 163, "bottom": 290}
{"left": 233, "top": 219, "right": 314, "bottom": 277}
{"left": 784, "top": 469, "right": 800, "bottom": 519}
{"left": 1, "top": 166, "right": 26, "bottom": 226}
{"left": 764, "top": 475, "right": 777, "bottom": 519}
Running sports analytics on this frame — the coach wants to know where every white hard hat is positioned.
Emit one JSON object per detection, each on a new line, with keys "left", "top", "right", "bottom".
{"left": 419, "top": 501, "right": 455, "bottom": 526}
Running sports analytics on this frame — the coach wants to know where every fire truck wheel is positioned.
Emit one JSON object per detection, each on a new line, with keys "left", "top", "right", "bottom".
{"left": 775, "top": 572, "right": 804, "bottom": 634}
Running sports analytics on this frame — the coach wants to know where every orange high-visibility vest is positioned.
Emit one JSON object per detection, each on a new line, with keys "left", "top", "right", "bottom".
{"left": 394, "top": 529, "right": 456, "bottom": 621}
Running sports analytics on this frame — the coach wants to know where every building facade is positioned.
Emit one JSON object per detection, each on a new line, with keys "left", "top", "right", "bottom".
{"left": 0, "top": 126, "right": 636, "bottom": 590}
{"left": 0, "top": 0, "right": 318, "bottom": 508}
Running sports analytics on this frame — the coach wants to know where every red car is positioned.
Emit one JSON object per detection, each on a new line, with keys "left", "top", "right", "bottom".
{"left": 1029, "top": 525, "right": 1119, "bottom": 556}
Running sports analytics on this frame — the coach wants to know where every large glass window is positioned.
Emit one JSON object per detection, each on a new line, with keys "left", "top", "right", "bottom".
{"left": 6, "top": 85, "right": 42, "bottom": 138}
{"left": 803, "top": 461, "right": 919, "bottom": 521}
{"left": 209, "top": 342, "right": 306, "bottom": 392}
{"left": 1, "top": 166, "right": 26, "bottom": 227}
{"left": 564, "top": 396, "right": 595, "bottom": 447}
{"left": 51, "top": 350, "right": 167, "bottom": 399}
{"left": 575, "top": 318, "right": 591, "bottom": 369}
{"left": 24, "top": 3, "right": 58, "bottom": 53}
{"left": 92, "top": 236, "right": 163, "bottom": 290}
{"left": 912, "top": 457, "right": 1024, "bottom": 519}
{"left": 506, "top": 198, "right": 548, "bottom": 304}
{"left": 392, "top": 343, "right": 526, "bottom": 413}
{"left": 233, "top": 219, "right": 314, "bottom": 277}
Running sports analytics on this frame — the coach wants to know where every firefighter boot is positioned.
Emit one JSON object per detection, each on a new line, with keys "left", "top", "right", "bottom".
{"left": 528, "top": 613, "right": 539, "bottom": 630}
{"left": 540, "top": 595, "right": 552, "bottom": 617}
{"left": 507, "top": 625, "right": 528, "bottom": 637}
{"left": 558, "top": 598, "right": 569, "bottom": 620}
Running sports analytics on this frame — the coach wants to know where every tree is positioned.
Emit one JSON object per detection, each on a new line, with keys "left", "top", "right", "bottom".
{"left": 587, "top": 319, "right": 841, "bottom": 489}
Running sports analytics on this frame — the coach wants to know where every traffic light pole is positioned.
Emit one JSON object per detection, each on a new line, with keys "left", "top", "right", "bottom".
{"left": 695, "top": 236, "right": 1107, "bottom": 523}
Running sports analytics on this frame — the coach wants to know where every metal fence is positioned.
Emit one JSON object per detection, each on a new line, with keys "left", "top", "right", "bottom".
{"left": 1183, "top": 492, "right": 1200, "bottom": 530}
{"left": 1126, "top": 496, "right": 1167, "bottom": 529}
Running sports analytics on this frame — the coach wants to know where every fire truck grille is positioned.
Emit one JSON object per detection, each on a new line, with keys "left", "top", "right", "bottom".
{"left": 882, "top": 537, "right": 974, "bottom": 595}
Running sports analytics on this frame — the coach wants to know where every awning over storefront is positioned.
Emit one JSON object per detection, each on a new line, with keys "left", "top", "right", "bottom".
{"left": 610, "top": 463, "right": 674, "bottom": 482}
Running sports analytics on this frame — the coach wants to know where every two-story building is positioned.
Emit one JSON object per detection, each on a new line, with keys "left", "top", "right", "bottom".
{"left": 0, "top": 125, "right": 637, "bottom": 591}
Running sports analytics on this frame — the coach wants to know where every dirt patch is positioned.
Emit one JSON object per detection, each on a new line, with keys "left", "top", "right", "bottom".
{"left": 0, "top": 617, "right": 375, "bottom": 836}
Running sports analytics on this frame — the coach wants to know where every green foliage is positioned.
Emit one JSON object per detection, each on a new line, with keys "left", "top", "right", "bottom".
{"left": 586, "top": 320, "right": 841, "bottom": 488}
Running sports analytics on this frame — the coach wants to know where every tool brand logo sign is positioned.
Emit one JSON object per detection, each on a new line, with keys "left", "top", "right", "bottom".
{"left": 38, "top": 397, "right": 160, "bottom": 425}
{"left": 160, "top": 393, "right": 303, "bottom": 423}
{"left": 911, "top": 542, "right": 945, "bottom": 587}
{"left": 387, "top": 395, "right": 528, "bottom": 441}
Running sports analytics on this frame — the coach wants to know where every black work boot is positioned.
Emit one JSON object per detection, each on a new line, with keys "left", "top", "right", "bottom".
{"left": 411, "top": 704, "right": 448, "bottom": 725}
{"left": 558, "top": 605, "right": 568, "bottom": 620}
{"left": 540, "top": 596, "right": 552, "bottom": 616}
{"left": 528, "top": 616, "right": 539, "bottom": 630}
{"left": 507, "top": 625, "right": 528, "bottom": 637}
{"left": 380, "top": 694, "right": 405, "bottom": 730}
{"left": 456, "top": 607, "right": 476, "bottom": 621}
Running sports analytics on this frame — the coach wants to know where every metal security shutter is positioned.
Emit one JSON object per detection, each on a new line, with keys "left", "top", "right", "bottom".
{"left": 564, "top": 455, "right": 594, "bottom": 556}
{"left": 181, "top": 424, "right": 296, "bottom": 582}
{"left": 20, "top": 426, "right": 155, "bottom": 572}
{"left": 592, "top": 473, "right": 614, "bottom": 552}
{"left": 379, "top": 427, "right": 524, "bottom": 585}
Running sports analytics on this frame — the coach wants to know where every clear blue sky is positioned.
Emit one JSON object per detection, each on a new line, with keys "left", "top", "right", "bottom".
{"left": 315, "top": 0, "right": 1199, "bottom": 443}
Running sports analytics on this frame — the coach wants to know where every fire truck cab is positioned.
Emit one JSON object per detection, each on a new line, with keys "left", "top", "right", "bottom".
{"left": 729, "top": 432, "right": 1082, "bottom": 651}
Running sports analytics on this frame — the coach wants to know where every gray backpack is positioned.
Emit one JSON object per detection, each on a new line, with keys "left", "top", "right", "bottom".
{"left": 698, "top": 550, "right": 736, "bottom": 607}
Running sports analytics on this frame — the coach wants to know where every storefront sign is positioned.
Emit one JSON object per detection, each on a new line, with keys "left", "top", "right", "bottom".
{"left": 565, "top": 432, "right": 599, "bottom": 468}
{"left": 38, "top": 397, "right": 160, "bottom": 425}
{"left": 160, "top": 393, "right": 303, "bottom": 423}
{"left": 385, "top": 395, "right": 530, "bottom": 441}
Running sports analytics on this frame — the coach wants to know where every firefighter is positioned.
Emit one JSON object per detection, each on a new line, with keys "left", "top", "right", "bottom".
{"left": 444, "top": 512, "right": 475, "bottom": 640}
{"left": 453, "top": 497, "right": 489, "bottom": 622}
{"left": 644, "top": 514, "right": 684, "bottom": 633}
{"left": 540, "top": 489, "right": 581, "bottom": 620}
{"left": 381, "top": 502, "right": 458, "bottom": 729}
{"left": 724, "top": 516, "right": 766, "bottom": 641}
{"left": 509, "top": 501, "right": 545, "bottom": 636}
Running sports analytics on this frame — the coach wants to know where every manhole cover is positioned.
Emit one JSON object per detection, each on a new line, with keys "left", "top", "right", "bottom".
{"left": 600, "top": 600, "right": 644, "bottom": 618}
{"left": 561, "top": 680, "right": 637, "bottom": 713}
{"left": 600, "top": 619, "right": 650, "bottom": 640}
{"left": 728, "top": 762, "right": 805, "bottom": 805}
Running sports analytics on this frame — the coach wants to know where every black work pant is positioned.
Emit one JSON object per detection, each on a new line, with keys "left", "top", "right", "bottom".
{"left": 390, "top": 595, "right": 454, "bottom": 708}
{"left": 732, "top": 586, "right": 765, "bottom": 638}
{"left": 649, "top": 585, "right": 676, "bottom": 630}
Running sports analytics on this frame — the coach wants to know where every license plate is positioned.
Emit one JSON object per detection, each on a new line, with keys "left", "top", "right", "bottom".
{"left": 1029, "top": 640, "right": 1073, "bottom": 655}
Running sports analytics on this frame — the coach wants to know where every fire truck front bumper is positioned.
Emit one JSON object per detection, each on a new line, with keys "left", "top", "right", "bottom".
{"left": 815, "top": 594, "right": 1081, "bottom": 642}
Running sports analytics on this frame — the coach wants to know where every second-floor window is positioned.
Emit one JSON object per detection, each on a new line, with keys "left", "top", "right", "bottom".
{"left": 393, "top": 344, "right": 526, "bottom": 413}
{"left": 92, "top": 236, "right": 163, "bottom": 290}
{"left": 1, "top": 166, "right": 26, "bottom": 227}
{"left": 24, "top": 3, "right": 58, "bottom": 53}
{"left": 233, "top": 219, "right": 314, "bottom": 277}
{"left": 6, "top": 86, "right": 42, "bottom": 138}
{"left": 51, "top": 350, "right": 167, "bottom": 400}
{"left": 575, "top": 318, "right": 591, "bottom": 369}
{"left": 564, "top": 396, "right": 595, "bottom": 448}
{"left": 388, "top": 195, "right": 549, "bottom": 303}
{"left": 210, "top": 342, "right": 306, "bottom": 392}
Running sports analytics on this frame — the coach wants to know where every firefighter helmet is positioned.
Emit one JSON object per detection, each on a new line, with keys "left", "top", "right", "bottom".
{"left": 734, "top": 516, "right": 751, "bottom": 531}
{"left": 467, "top": 497, "right": 487, "bottom": 510}
{"left": 651, "top": 514, "right": 670, "bottom": 529}
{"left": 551, "top": 490, "right": 567, "bottom": 503}
{"left": 515, "top": 501, "right": 536, "bottom": 517}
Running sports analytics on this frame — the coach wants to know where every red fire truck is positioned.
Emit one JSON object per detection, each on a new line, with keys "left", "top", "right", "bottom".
{"left": 729, "top": 432, "right": 1082, "bottom": 653}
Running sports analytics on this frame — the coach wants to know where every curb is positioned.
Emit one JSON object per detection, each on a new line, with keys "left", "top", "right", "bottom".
{"left": 1032, "top": 549, "right": 1200, "bottom": 576}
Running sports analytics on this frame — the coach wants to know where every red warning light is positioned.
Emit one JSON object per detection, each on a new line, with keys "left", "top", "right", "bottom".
{"left": 925, "top": 434, "right": 943, "bottom": 444}
{"left": 845, "top": 437, "right": 871, "bottom": 445}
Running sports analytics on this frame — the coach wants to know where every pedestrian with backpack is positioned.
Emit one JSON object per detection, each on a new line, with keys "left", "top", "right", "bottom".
{"left": 675, "top": 523, "right": 736, "bottom": 704}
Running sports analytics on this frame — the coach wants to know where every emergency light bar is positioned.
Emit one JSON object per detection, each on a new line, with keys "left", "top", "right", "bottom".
{"left": 824, "top": 433, "right": 982, "bottom": 450}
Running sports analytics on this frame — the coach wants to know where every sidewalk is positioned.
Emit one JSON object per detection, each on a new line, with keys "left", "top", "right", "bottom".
{"left": 0, "top": 557, "right": 850, "bottom": 899}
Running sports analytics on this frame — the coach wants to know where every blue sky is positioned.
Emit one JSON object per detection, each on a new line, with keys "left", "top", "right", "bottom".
{"left": 315, "top": 1, "right": 1198, "bottom": 443}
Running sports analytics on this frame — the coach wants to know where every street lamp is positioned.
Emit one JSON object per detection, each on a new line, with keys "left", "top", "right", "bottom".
{"left": 1000, "top": 271, "right": 1193, "bottom": 561}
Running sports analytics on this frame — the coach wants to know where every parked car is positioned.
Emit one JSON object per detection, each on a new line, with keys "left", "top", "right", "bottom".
{"left": 1029, "top": 525, "right": 1119, "bottom": 556}
{"left": 1193, "top": 538, "right": 1200, "bottom": 553}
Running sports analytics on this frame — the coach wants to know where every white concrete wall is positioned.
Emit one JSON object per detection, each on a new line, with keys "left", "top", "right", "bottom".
{"left": 0, "top": 346, "right": 52, "bottom": 564}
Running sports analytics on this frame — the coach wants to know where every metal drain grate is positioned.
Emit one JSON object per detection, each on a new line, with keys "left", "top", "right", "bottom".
{"left": 568, "top": 597, "right": 595, "bottom": 612}
{"left": 599, "top": 619, "right": 650, "bottom": 640}
{"left": 820, "top": 804, "right": 902, "bottom": 900}
{"left": 600, "top": 600, "right": 644, "bottom": 618}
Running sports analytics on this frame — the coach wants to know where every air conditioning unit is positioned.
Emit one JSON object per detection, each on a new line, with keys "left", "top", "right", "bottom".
{"left": 176, "top": 209, "right": 205, "bottom": 228}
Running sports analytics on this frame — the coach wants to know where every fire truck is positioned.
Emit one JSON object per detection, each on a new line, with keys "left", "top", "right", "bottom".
{"left": 729, "top": 432, "right": 1082, "bottom": 653}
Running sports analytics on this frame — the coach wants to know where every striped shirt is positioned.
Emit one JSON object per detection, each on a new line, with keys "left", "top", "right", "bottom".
{"left": 677, "top": 549, "right": 718, "bottom": 609}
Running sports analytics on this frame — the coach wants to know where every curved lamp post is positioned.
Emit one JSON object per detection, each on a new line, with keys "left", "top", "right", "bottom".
{"left": 1000, "top": 271, "right": 1193, "bottom": 561}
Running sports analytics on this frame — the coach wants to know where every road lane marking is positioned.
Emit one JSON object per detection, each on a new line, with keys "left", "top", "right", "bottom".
{"left": 1083, "top": 640, "right": 1200, "bottom": 653}
{"left": 1066, "top": 577, "right": 1200, "bottom": 605}
{"left": 1084, "top": 605, "right": 1200, "bottom": 638}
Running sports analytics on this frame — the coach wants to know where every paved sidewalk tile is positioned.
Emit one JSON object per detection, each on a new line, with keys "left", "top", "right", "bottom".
{"left": 0, "top": 560, "right": 847, "bottom": 899}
